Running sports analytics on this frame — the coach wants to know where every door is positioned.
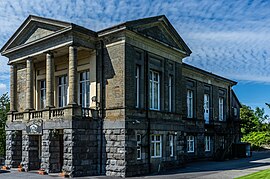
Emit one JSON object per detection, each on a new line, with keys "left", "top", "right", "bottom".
{"left": 204, "top": 94, "right": 209, "bottom": 123}
{"left": 28, "top": 135, "right": 41, "bottom": 170}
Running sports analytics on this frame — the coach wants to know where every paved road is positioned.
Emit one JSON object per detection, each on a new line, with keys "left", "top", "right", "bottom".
{"left": 1, "top": 151, "right": 270, "bottom": 178}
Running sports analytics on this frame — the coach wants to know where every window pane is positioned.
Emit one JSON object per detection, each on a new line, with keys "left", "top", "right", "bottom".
{"left": 79, "top": 71, "right": 90, "bottom": 108}
{"left": 149, "top": 81, "right": 153, "bottom": 108}
{"left": 137, "top": 134, "right": 141, "bottom": 142}
{"left": 154, "top": 82, "right": 158, "bottom": 109}
{"left": 86, "top": 81, "right": 90, "bottom": 106}
{"left": 151, "top": 143, "right": 154, "bottom": 156}
{"left": 156, "top": 143, "right": 160, "bottom": 156}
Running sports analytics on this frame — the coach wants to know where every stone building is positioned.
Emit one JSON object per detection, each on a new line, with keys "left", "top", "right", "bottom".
{"left": 0, "top": 15, "right": 241, "bottom": 177}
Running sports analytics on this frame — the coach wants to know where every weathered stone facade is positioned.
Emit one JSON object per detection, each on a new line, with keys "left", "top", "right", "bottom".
{"left": 1, "top": 15, "right": 241, "bottom": 177}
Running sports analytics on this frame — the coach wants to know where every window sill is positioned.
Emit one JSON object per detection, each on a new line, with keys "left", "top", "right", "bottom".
{"left": 149, "top": 108, "right": 160, "bottom": 111}
{"left": 151, "top": 156, "right": 162, "bottom": 159}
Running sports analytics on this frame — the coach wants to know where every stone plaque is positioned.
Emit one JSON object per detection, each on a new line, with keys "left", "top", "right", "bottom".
{"left": 26, "top": 120, "right": 43, "bottom": 135}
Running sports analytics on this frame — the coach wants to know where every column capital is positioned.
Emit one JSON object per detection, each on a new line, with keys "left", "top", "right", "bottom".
{"left": 69, "top": 43, "right": 79, "bottom": 48}
{"left": 26, "top": 57, "right": 34, "bottom": 61}
{"left": 10, "top": 63, "right": 17, "bottom": 68}
{"left": 69, "top": 45, "right": 78, "bottom": 51}
{"left": 45, "top": 51, "right": 54, "bottom": 57}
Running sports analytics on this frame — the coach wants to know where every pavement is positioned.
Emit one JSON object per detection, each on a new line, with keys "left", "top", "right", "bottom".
{"left": 1, "top": 151, "right": 270, "bottom": 178}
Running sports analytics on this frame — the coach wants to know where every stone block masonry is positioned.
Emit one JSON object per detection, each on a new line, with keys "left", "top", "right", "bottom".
{"left": 5, "top": 130, "right": 22, "bottom": 168}
{"left": 104, "top": 128, "right": 126, "bottom": 177}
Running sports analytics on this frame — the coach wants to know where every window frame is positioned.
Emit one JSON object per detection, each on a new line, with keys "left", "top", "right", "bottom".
{"left": 58, "top": 75, "right": 68, "bottom": 108}
{"left": 135, "top": 65, "right": 140, "bottom": 108}
{"left": 204, "top": 93, "right": 210, "bottom": 123}
{"left": 151, "top": 134, "right": 162, "bottom": 158}
{"left": 168, "top": 75, "right": 172, "bottom": 112}
{"left": 79, "top": 70, "right": 90, "bottom": 108}
{"left": 169, "top": 135, "right": 174, "bottom": 157}
{"left": 187, "top": 136, "right": 195, "bottom": 153}
{"left": 187, "top": 90, "right": 194, "bottom": 118}
{"left": 149, "top": 70, "right": 160, "bottom": 111}
{"left": 205, "top": 136, "right": 211, "bottom": 152}
{"left": 219, "top": 97, "right": 224, "bottom": 121}
{"left": 137, "top": 134, "right": 142, "bottom": 160}
{"left": 39, "top": 80, "right": 46, "bottom": 109}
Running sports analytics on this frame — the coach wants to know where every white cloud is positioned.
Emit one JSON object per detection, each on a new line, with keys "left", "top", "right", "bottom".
{"left": 0, "top": 83, "right": 7, "bottom": 96}
{"left": 0, "top": 0, "right": 270, "bottom": 86}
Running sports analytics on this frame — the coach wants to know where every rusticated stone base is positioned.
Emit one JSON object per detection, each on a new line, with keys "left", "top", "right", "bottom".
{"left": 5, "top": 130, "right": 22, "bottom": 168}
{"left": 104, "top": 128, "right": 126, "bottom": 177}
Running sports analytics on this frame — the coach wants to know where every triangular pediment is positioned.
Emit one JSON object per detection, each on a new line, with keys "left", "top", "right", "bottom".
{"left": 1, "top": 15, "right": 71, "bottom": 53}
{"left": 127, "top": 15, "right": 192, "bottom": 55}
{"left": 24, "top": 27, "right": 55, "bottom": 44}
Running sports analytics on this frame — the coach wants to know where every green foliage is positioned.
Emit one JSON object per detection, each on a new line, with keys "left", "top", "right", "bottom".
{"left": 240, "top": 104, "right": 270, "bottom": 150}
{"left": 242, "top": 132, "right": 270, "bottom": 149}
{"left": 0, "top": 93, "right": 10, "bottom": 157}
{"left": 236, "top": 169, "right": 270, "bottom": 179}
{"left": 240, "top": 105, "right": 260, "bottom": 135}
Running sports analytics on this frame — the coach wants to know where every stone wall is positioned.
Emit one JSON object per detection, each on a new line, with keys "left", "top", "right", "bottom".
{"left": 5, "top": 130, "right": 22, "bottom": 168}
{"left": 104, "top": 127, "right": 126, "bottom": 177}
{"left": 21, "top": 130, "right": 29, "bottom": 171}
{"left": 41, "top": 129, "right": 62, "bottom": 173}
{"left": 62, "top": 120, "right": 99, "bottom": 177}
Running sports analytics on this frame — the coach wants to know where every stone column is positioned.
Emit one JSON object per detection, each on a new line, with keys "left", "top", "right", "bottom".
{"left": 10, "top": 64, "right": 17, "bottom": 112}
{"left": 68, "top": 46, "right": 78, "bottom": 106}
{"left": 46, "top": 52, "right": 55, "bottom": 108}
{"left": 26, "top": 58, "right": 34, "bottom": 110}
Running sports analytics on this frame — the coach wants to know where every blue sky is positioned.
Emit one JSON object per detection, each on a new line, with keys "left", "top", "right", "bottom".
{"left": 0, "top": 0, "right": 269, "bottom": 114}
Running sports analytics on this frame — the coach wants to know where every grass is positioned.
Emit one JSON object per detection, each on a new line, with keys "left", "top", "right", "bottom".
{"left": 236, "top": 169, "right": 270, "bottom": 179}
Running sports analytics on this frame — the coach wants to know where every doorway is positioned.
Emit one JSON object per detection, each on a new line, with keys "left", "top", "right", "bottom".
{"left": 28, "top": 135, "right": 41, "bottom": 170}
{"left": 49, "top": 129, "right": 64, "bottom": 173}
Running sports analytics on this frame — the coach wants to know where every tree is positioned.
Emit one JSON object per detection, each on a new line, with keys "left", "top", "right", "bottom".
{"left": 0, "top": 93, "right": 10, "bottom": 157}
{"left": 240, "top": 105, "right": 260, "bottom": 135}
{"left": 241, "top": 104, "right": 270, "bottom": 149}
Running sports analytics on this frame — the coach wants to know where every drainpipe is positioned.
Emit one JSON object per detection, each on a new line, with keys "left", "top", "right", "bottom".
{"left": 144, "top": 51, "right": 151, "bottom": 173}
{"left": 99, "top": 40, "right": 105, "bottom": 174}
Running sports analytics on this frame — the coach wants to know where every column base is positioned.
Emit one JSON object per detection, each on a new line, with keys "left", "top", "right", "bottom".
{"left": 67, "top": 103, "right": 78, "bottom": 107}
{"left": 24, "top": 108, "right": 35, "bottom": 112}
{"left": 45, "top": 105, "right": 55, "bottom": 109}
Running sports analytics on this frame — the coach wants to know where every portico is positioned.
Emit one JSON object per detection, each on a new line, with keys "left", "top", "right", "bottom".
{"left": 1, "top": 15, "right": 99, "bottom": 174}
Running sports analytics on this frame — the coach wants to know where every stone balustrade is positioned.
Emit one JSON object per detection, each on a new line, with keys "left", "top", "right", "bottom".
{"left": 7, "top": 106, "right": 97, "bottom": 122}
{"left": 50, "top": 108, "right": 64, "bottom": 118}
{"left": 13, "top": 112, "right": 24, "bottom": 121}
